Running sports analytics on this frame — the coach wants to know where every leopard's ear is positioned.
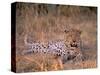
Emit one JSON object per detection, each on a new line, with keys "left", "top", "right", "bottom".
{"left": 78, "top": 30, "right": 82, "bottom": 35}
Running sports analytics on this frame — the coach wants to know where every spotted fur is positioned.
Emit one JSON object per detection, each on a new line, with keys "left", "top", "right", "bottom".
{"left": 23, "top": 29, "right": 83, "bottom": 63}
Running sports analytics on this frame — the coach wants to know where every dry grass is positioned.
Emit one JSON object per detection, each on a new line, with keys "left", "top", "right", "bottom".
{"left": 15, "top": 2, "right": 97, "bottom": 72}
{"left": 16, "top": 53, "right": 63, "bottom": 72}
{"left": 64, "top": 60, "right": 96, "bottom": 70}
{"left": 16, "top": 49, "right": 97, "bottom": 72}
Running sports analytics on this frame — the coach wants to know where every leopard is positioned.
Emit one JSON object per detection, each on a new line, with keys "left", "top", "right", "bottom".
{"left": 64, "top": 29, "right": 83, "bottom": 63}
{"left": 23, "top": 29, "right": 83, "bottom": 64}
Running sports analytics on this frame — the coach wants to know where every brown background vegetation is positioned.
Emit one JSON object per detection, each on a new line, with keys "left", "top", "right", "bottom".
{"left": 15, "top": 2, "right": 97, "bottom": 72}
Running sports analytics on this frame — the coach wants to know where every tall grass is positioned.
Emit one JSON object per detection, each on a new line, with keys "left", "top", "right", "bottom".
{"left": 15, "top": 2, "right": 97, "bottom": 72}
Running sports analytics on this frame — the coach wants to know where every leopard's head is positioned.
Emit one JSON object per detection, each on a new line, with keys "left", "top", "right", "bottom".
{"left": 64, "top": 29, "right": 82, "bottom": 49}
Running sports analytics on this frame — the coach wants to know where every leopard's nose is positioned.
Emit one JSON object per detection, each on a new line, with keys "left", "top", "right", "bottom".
{"left": 73, "top": 40, "right": 76, "bottom": 42}
{"left": 70, "top": 43, "right": 78, "bottom": 48}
